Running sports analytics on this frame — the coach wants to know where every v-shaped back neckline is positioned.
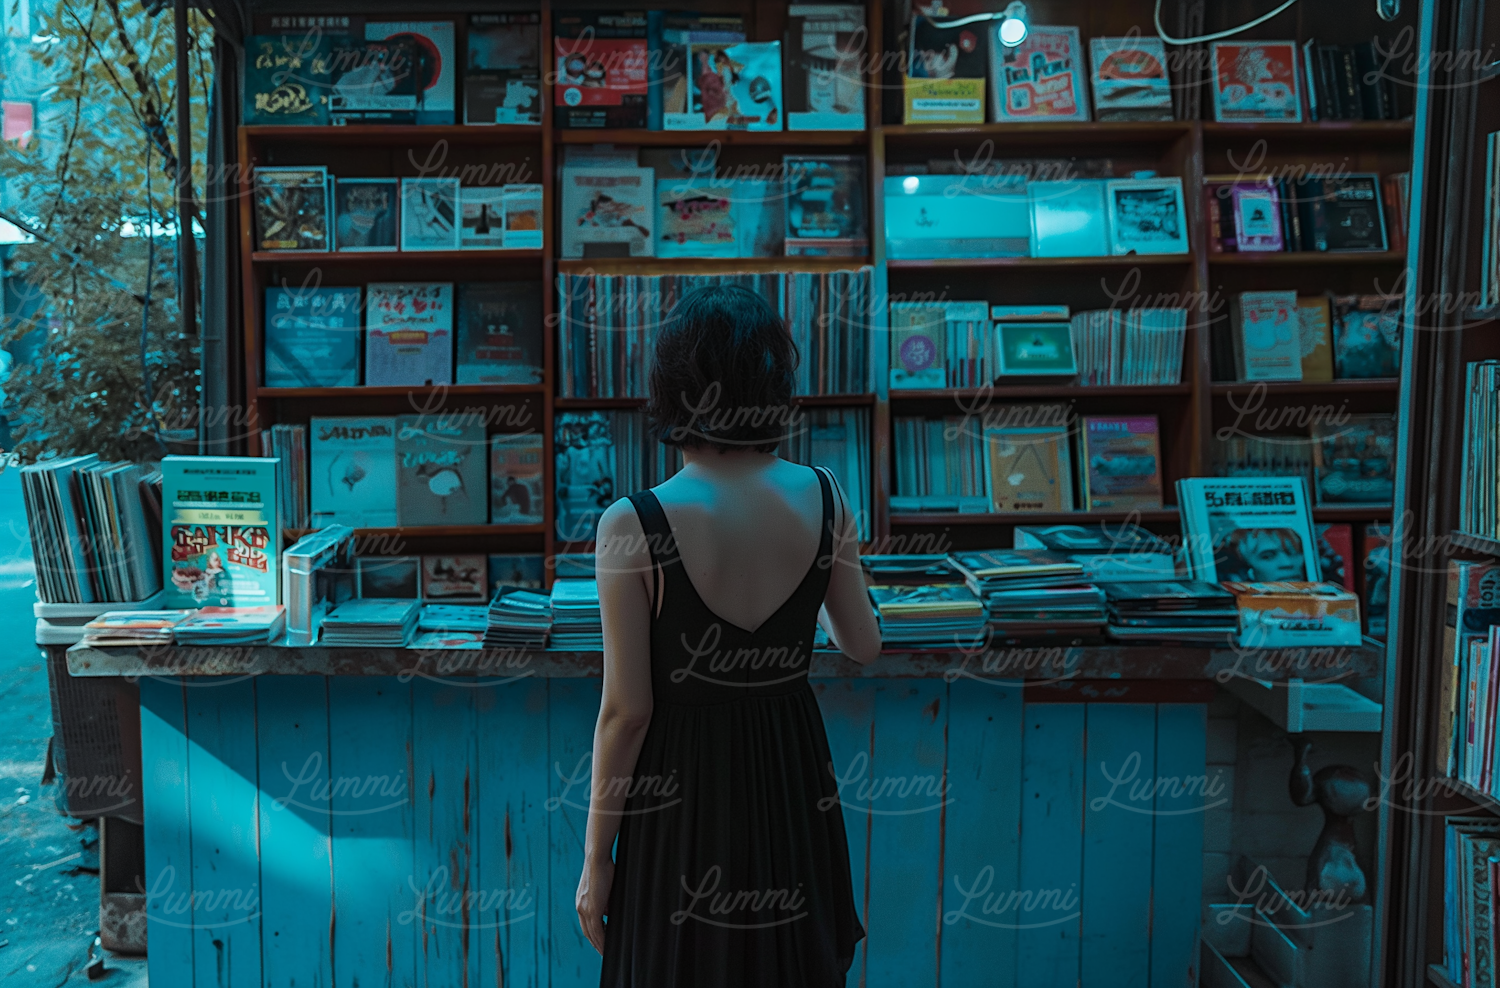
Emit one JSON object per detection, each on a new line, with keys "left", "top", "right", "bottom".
{"left": 639, "top": 472, "right": 831, "bottom": 637}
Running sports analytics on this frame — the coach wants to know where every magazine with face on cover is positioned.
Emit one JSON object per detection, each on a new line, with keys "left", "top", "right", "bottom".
{"left": 1176, "top": 476, "right": 1322, "bottom": 583}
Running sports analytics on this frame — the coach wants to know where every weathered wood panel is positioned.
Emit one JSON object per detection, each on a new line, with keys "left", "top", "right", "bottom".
{"left": 139, "top": 677, "right": 195, "bottom": 988}
{"left": 1151, "top": 704, "right": 1210, "bottom": 988}
{"left": 1017, "top": 703, "right": 1086, "bottom": 985}
{"left": 412, "top": 679, "right": 478, "bottom": 987}
{"left": 546, "top": 678, "right": 604, "bottom": 987}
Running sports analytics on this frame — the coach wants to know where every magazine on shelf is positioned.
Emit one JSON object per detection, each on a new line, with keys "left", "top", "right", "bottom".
{"left": 1078, "top": 415, "right": 1163, "bottom": 511}
{"left": 161, "top": 456, "right": 280, "bottom": 609}
{"left": 399, "top": 178, "right": 461, "bottom": 251}
{"left": 1105, "top": 178, "right": 1189, "bottom": 255}
{"left": 364, "top": 282, "right": 453, "bottom": 386}
{"left": 464, "top": 12, "right": 541, "bottom": 125}
{"left": 553, "top": 13, "right": 649, "bottom": 129}
{"left": 903, "top": 13, "right": 986, "bottom": 124}
{"left": 263, "top": 286, "right": 361, "bottom": 388}
{"left": 784, "top": 5, "right": 865, "bottom": 130}
{"left": 356, "top": 556, "right": 420, "bottom": 598}
{"left": 394, "top": 415, "right": 487, "bottom": 526}
{"left": 560, "top": 167, "right": 655, "bottom": 257}
{"left": 455, "top": 282, "right": 543, "bottom": 384}
{"left": 985, "top": 416, "right": 1074, "bottom": 512}
{"left": 490, "top": 433, "right": 544, "bottom": 524}
{"left": 333, "top": 178, "right": 398, "bottom": 252}
{"left": 1088, "top": 36, "right": 1172, "bottom": 120}
{"left": 1232, "top": 290, "right": 1302, "bottom": 381}
{"left": 1176, "top": 476, "right": 1322, "bottom": 583}
{"left": 365, "top": 20, "right": 455, "bottom": 124}
{"left": 309, "top": 417, "right": 398, "bottom": 529}
{"left": 502, "top": 184, "right": 544, "bottom": 249}
{"left": 991, "top": 25, "right": 1089, "bottom": 123}
{"left": 254, "top": 166, "right": 330, "bottom": 252}
{"left": 1311, "top": 414, "right": 1396, "bottom": 506}
{"left": 1296, "top": 295, "right": 1336, "bottom": 382}
{"left": 1210, "top": 41, "right": 1302, "bottom": 122}
{"left": 420, "top": 555, "right": 488, "bottom": 602}
{"left": 458, "top": 187, "right": 507, "bottom": 249}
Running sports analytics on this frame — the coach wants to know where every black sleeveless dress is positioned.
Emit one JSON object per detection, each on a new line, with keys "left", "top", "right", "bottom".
{"left": 601, "top": 467, "right": 866, "bottom": 987}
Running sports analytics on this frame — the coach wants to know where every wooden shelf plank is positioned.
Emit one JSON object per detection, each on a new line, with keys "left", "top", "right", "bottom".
{"left": 285, "top": 524, "right": 546, "bottom": 539}
{"left": 880, "top": 121, "right": 1192, "bottom": 146}
{"left": 891, "top": 509, "right": 1181, "bottom": 526}
{"left": 260, "top": 384, "right": 545, "bottom": 399}
{"left": 1440, "top": 778, "right": 1500, "bottom": 815}
{"left": 888, "top": 254, "right": 1190, "bottom": 270}
{"left": 891, "top": 384, "right": 1192, "bottom": 400}
{"left": 1312, "top": 506, "right": 1394, "bottom": 521}
{"left": 1209, "top": 379, "right": 1400, "bottom": 395}
{"left": 556, "top": 256, "right": 871, "bottom": 274}
{"left": 554, "top": 394, "right": 875, "bottom": 409}
{"left": 1428, "top": 964, "right": 1462, "bottom": 988}
{"left": 1202, "top": 120, "right": 1414, "bottom": 141}
{"left": 556, "top": 127, "right": 867, "bottom": 145}
{"left": 251, "top": 249, "right": 544, "bottom": 264}
{"left": 1208, "top": 250, "right": 1405, "bottom": 265}
{"left": 242, "top": 124, "right": 545, "bottom": 144}
{"left": 1450, "top": 530, "right": 1500, "bottom": 556}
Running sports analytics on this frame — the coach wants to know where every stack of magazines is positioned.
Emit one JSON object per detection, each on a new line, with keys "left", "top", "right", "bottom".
{"left": 411, "top": 604, "right": 487, "bottom": 648}
{"left": 1013, "top": 524, "right": 1180, "bottom": 582}
{"left": 21, "top": 455, "right": 162, "bottom": 604}
{"left": 860, "top": 555, "right": 963, "bottom": 585}
{"left": 867, "top": 585, "right": 986, "bottom": 648}
{"left": 948, "top": 550, "right": 1101, "bottom": 641}
{"left": 321, "top": 599, "right": 419, "bottom": 646}
{"left": 174, "top": 606, "right": 287, "bottom": 645}
{"left": 82, "top": 610, "right": 191, "bottom": 647}
{"left": 484, "top": 590, "right": 554, "bottom": 648}
{"left": 550, "top": 579, "right": 602, "bottom": 649}
{"left": 1103, "top": 582, "right": 1239, "bottom": 643}
{"left": 1071, "top": 308, "right": 1188, "bottom": 386}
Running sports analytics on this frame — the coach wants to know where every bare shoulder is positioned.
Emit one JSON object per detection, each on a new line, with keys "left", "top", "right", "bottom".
{"left": 596, "top": 496, "right": 647, "bottom": 551}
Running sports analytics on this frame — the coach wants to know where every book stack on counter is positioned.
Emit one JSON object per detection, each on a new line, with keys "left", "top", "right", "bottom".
{"left": 1071, "top": 308, "right": 1188, "bottom": 386}
{"left": 412, "top": 604, "right": 487, "bottom": 649}
{"left": 485, "top": 590, "right": 554, "bottom": 649}
{"left": 174, "top": 606, "right": 287, "bottom": 646}
{"left": 781, "top": 408, "right": 872, "bottom": 540}
{"left": 860, "top": 555, "right": 964, "bottom": 586}
{"left": 866, "top": 585, "right": 986, "bottom": 649}
{"left": 1102, "top": 582, "right": 1239, "bottom": 644}
{"left": 947, "top": 550, "right": 1104, "bottom": 642}
{"left": 264, "top": 425, "right": 309, "bottom": 529}
{"left": 549, "top": 580, "right": 602, "bottom": 650}
{"left": 1439, "top": 816, "right": 1500, "bottom": 988}
{"left": 320, "top": 598, "right": 420, "bottom": 647}
{"left": 1013, "top": 524, "right": 1180, "bottom": 583}
{"left": 21, "top": 456, "right": 163, "bottom": 605}
{"left": 82, "top": 611, "right": 192, "bottom": 648}
{"left": 556, "top": 268, "right": 872, "bottom": 398}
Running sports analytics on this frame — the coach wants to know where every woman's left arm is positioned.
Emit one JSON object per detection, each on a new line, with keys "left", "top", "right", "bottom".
{"left": 576, "top": 498, "right": 656, "bottom": 955}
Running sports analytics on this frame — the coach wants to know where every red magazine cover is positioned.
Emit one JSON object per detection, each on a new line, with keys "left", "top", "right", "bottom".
{"left": 1315, "top": 522, "right": 1356, "bottom": 591}
{"left": 1210, "top": 42, "right": 1301, "bottom": 122}
{"left": 992, "top": 25, "right": 1088, "bottom": 122}
{"left": 553, "top": 13, "right": 648, "bottom": 128}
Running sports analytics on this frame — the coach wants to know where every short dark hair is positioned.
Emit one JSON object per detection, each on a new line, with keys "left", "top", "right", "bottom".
{"left": 647, "top": 285, "right": 798, "bottom": 453}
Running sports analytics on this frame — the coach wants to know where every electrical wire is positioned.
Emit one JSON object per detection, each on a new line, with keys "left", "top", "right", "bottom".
{"left": 1153, "top": 0, "right": 1301, "bottom": 45}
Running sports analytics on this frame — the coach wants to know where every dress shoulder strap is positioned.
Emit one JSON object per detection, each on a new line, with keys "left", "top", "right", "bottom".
{"left": 811, "top": 466, "right": 835, "bottom": 566}
{"left": 626, "top": 489, "right": 682, "bottom": 616}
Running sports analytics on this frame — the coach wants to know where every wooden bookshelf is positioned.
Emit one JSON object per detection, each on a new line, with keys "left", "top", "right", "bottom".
{"left": 1428, "top": 964, "right": 1462, "bottom": 988}
{"left": 1208, "top": 379, "right": 1401, "bottom": 395}
{"left": 232, "top": 0, "right": 1413, "bottom": 601}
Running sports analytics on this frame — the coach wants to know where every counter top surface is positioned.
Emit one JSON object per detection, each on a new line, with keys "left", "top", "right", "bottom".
{"left": 64, "top": 640, "right": 1383, "bottom": 683}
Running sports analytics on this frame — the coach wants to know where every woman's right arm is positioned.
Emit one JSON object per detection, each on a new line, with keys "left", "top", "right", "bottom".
{"left": 816, "top": 469, "right": 882, "bottom": 664}
{"left": 577, "top": 497, "right": 656, "bottom": 955}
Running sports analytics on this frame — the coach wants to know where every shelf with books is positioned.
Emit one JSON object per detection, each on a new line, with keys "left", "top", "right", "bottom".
{"left": 1200, "top": 120, "right": 1414, "bottom": 143}
{"left": 890, "top": 384, "right": 1194, "bottom": 401}
{"left": 556, "top": 128, "right": 867, "bottom": 146}
{"left": 555, "top": 257, "right": 872, "bottom": 275}
{"left": 242, "top": 124, "right": 546, "bottom": 146}
{"left": 1438, "top": 777, "right": 1500, "bottom": 816}
{"left": 879, "top": 120, "right": 1193, "bottom": 149}
{"left": 258, "top": 384, "right": 547, "bottom": 399}
{"left": 250, "top": 250, "right": 545, "bottom": 265}
{"left": 285, "top": 524, "right": 547, "bottom": 540}
{"left": 886, "top": 254, "right": 1193, "bottom": 271}
{"left": 1207, "top": 251, "right": 1407, "bottom": 265}
{"left": 1209, "top": 379, "right": 1401, "bottom": 395}
{"left": 1448, "top": 530, "right": 1500, "bottom": 556}
{"left": 553, "top": 394, "right": 876, "bottom": 410}
{"left": 890, "top": 509, "right": 1182, "bottom": 526}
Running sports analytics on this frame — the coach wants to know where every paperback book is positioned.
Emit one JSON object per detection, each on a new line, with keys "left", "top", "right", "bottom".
{"left": 400, "top": 178, "right": 460, "bottom": 251}
{"left": 394, "top": 415, "right": 487, "bottom": 525}
{"left": 458, "top": 186, "right": 507, "bottom": 249}
{"left": 1232, "top": 290, "right": 1303, "bottom": 381}
{"left": 1078, "top": 415, "right": 1163, "bottom": 510}
{"left": 784, "top": 155, "right": 868, "bottom": 256}
{"left": 1296, "top": 295, "right": 1336, "bottom": 382}
{"left": 553, "top": 13, "right": 649, "bottom": 128}
{"left": 991, "top": 25, "right": 1089, "bottom": 123}
{"left": 254, "top": 166, "right": 330, "bottom": 252}
{"left": 464, "top": 12, "right": 541, "bottom": 125}
{"left": 503, "top": 184, "right": 544, "bottom": 249}
{"left": 985, "top": 407, "right": 1075, "bottom": 512}
{"left": 1088, "top": 36, "right": 1172, "bottom": 121}
{"left": 490, "top": 433, "right": 544, "bottom": 525}
{"left": 333, "top": 178, "right": 398, "bottom": 251}
{"left": 161, "top": 456, "right": 280, "bottom": 609}
{"left": 309, "top": 417, "right": 398, "bottom": 529}
{"left": 1311, "top": 413, "right": 1396, "bottom": 505}
{"left": 455, "top": 282, "right": 542, "bottom": 384}
{"left": 263, "top": 286, "right": 361, "bottom": 388}
{"left": 420, "top": 555, "right": 488, "bottom": 602}
{"left": 784, "top": 5, "right": 865, "bottom": 130}
{"left": 560, "top": 167, "right": 655, "bottom": 257}
{"left": 365, "top": 282, "right": 453, "bottom": 386}
{"left": 1211, "top": 41, "right": 1302, "bottom": 122}
{"left": 1332, "top": 295, "right": 1401, "bottom": 378}
{"left": 904, "top": 13, "right": 986, "bottom": 124}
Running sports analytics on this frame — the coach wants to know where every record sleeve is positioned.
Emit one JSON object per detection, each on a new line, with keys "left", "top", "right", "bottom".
{"left": 1211, "top": 41, "right": 1302, "bottom": 122}
{"left": 334, "top": 177, "right": 398, "bottom": 251}
{"left": 254, "top": 166, "right": 330, "bottom": 252}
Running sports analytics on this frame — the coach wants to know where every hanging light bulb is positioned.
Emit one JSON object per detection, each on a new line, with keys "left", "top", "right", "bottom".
{"left": 929, "top": 2, "right": 1030, "bottom": 48}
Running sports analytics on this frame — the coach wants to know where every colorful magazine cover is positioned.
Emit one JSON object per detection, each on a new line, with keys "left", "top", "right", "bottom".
{"left": 309, "top": 417, "right": 398, "bottom": 529}
{"left": 992, "top": 25, "right": 1089, "bottom": 123}
{"left": 490, "top": 433, "right": 545, "bottom": 524}
{"left": 1088, "top": 36, "right": 1172, "bottom": 120}
{"left": 553, "top": 13, "right": 649, "bottom": 128}
{"left": 161, "top": 456, "right": 280, "bottom": 609}
{"left": 1080, "top": 415, "right": 1163, "bottom": 510}
{"left": 1177, "top": 476, "right": 1321, "bottom": 583}
{"left": 656, "top": 178, "right": 738, "bottom": 257}
{"left": 1211, "top": 41, "right": 1302, "bottom": 122}
{"left": 559, "top": 167, "right": 655, "bottom": 257}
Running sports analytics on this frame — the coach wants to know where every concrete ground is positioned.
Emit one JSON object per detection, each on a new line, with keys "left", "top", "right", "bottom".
{"left": 0, "top": 467, "right": 146, "bottom": 986}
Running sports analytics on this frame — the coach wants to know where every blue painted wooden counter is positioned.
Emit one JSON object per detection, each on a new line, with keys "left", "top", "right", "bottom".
{"left": 136, "top": 665, "right": 1216, "bottom": 988}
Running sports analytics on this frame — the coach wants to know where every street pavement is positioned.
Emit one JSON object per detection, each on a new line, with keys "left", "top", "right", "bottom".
{"left": 0, "top": 466, "right": 146, "bottom": 985}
